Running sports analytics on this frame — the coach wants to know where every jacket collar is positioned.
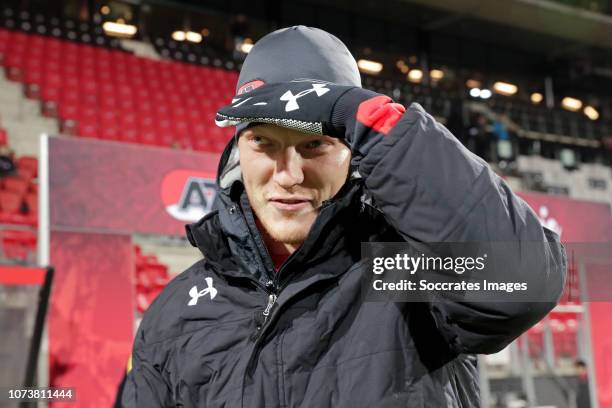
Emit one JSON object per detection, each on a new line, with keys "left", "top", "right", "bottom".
{"left": 186, "top": 177, "right": 364, "bottom": 287}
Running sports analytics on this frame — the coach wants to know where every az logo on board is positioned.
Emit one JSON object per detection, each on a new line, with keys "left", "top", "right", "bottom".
{"left": 161, "top": 170, "right": 217, "bottom": 222}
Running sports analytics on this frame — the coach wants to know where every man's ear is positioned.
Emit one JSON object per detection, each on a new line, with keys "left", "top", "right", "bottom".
{"left": 218, "top": 139, "right": 243, "bottom": 189}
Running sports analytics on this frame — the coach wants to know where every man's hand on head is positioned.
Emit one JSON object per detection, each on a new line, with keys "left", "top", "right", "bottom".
{"left": 215, "top": 81, "right": 406, "bottom": 157}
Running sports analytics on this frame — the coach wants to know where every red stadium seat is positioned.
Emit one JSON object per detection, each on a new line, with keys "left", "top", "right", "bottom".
{"left": 77, "top": 118, "right": 100, "bottom": 139}
{"left": 16, "top": 156, "right": 38, "bottom": 178}
{"left": 58, "top": 102, "right": 80, "bottom": 121}
{"left": 41, "top": 85, "right": 61, "bottom": 103}
{"left": 5, "top": 52, "right": 25, "bottom": 81}
{"left": 100, "top": 126, "right": 119, "bottom": 141}
{"left": 24, "top": 192, "right": 37, "bottom": 215}
{"left": 0, "top": 129, "right": 7, "bottom": 146}
{"left": 17, "top": 168, "right": 35, "bottom": 183}
{"left": 175, "top": 135, "right": 192, "bottom": 150}
{"left": 138, "top": 128, "right": 158, "bottom": 146}
{"left": 3, "top": 176, "right": 29, "bottom": 196}
{"left": 526, "top": 323, "right": 544, "bottom": 359}
{"left": 0, "top": 229, "right": 37, "bottom": 261}
{"left": 0, "top": 191, "right": 23, "bottom": 214}
{"left": 193, "top": 138, "right": 213, "bottom": 153}
{"left": 133, "top": 245, "right": 170, "bottom": 315}
{"left": 120, "top": 126, "right": 140, "bottom": 144}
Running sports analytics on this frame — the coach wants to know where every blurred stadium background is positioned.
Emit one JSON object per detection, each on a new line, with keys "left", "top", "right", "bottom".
{"left": 0, "top": 0, "right": 610, "bottom": 407}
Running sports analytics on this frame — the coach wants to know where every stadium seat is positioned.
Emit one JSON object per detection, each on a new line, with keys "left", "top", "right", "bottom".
{"left": 0, "top": 128, "right": 7, "bottom": 145}
{"left": 0, "top": 229, "right": 37, "bottom": 261}
{"left": 550, "top": 317, "right": 578, "bottom": 361}
{"left": 527, "top": 322, "right": 544, "bottom": 359}
{"left": 2, "top": 176, "right": 29, "bottom": 196}
{"left": 16, "top": 156, "right": 38, "bottom": 178}
{"left": 133, "top": 245, "right": 170, "bottom": 313}
{"left": 24, "top": 192, "right": 37, "bottom": 214}
{"left": 16, "top": 167, "right": 35, "bottom": 182}
{"left": 0, "top": 190, "right": 23, "bottom": 214}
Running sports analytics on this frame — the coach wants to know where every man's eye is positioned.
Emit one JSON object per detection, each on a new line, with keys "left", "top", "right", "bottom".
{"left": 251, "top": 136, "right": 270, "bottom": 145}
{"left": 304, "top": 140, "right": 323, "bottom": 149}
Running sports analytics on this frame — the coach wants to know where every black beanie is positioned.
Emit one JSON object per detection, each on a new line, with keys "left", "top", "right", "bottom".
{"left": 233, "top": 25, "right": 361, "bottom": 135}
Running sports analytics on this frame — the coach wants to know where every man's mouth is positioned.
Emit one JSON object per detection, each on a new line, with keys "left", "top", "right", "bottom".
{"left": 268, "top": 197, "right": 312, "bottom": 212}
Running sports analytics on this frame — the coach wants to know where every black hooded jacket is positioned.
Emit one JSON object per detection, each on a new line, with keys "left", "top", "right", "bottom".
{"left": 121, "top": 26, "right": 566, "bottom": 407}
{"left": 121, "top": 103, "right": 566, "bottom": 408}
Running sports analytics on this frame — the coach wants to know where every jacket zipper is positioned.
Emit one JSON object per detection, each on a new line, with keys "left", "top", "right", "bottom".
{"left": 251, "top": 200, "right": 336, "bottom": 339}
{"left": 262, "top": 293, "right": 277, "bottom": 325}
{"left": 234, "top": 198, "right": 336, "bottom": 340}
{"left": 231, "top": 199, "right": 284, "bottom": 339}
{"left": 251, "top": 291, "right": 277, "bottom": 342}
{"left": 238, "top": 198, "right": 338, "bottom": 408}
{"left": 256, "top": 198, "right": 337, "bottom": 335}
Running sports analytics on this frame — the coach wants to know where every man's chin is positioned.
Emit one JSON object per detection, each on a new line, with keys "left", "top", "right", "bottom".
{"left": 261, "top": 217, "right": 313, "bottom": 245}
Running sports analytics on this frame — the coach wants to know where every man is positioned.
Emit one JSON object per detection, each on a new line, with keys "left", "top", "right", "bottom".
{"left": 575, "top": 360, "right": 592, "bottom": 408}
{"left": 122, "top": 26, "right": 566, "bottom": 407}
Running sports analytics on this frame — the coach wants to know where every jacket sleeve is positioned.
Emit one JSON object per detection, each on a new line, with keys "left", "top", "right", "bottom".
{"left": 120, "top": 326, "right": 174, "bottom": 407}
{"left": 358, "top": 102, "right": 567, "bottom": 354}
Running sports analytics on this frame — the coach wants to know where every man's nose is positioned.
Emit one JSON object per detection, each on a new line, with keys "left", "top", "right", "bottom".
{"left": 273, "top": 147, "right": 304, "bottom": 188}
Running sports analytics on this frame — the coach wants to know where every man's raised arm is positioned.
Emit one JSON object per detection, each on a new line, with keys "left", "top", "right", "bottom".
{"left": 214, "top": 81, "right": 567, "bottom": 354}
{"left": 358, "top": 102, "right": 566, "bottom": 354}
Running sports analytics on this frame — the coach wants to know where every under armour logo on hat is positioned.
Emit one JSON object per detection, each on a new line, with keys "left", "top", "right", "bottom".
{"left": 280, "top": 83, "right": 330, "bottom": 112}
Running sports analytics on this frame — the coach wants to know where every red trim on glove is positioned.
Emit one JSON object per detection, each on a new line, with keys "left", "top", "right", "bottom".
{"left": 356, "top": 95, "right": 406, "bottom": 135}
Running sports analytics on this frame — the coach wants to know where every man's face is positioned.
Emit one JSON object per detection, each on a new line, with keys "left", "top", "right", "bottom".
{"left": 238, "top": 124, "right": 351, "bottom": 245}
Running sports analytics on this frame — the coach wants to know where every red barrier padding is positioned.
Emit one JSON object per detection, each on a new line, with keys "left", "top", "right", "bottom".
{"left": 0, "top": 266, "right": 46, "bottom": 285}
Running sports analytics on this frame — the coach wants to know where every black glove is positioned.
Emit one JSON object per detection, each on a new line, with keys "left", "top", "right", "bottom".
{"left": 215, "top": 80, "right": 406, "bottom": 156}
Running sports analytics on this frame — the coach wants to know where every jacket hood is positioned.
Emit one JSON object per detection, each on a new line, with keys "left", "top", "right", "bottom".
{"left": 217, "top": 25, "right": 362, "bottom": 190}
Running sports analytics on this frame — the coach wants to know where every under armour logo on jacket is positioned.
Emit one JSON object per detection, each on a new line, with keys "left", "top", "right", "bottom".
{"left": 188, "top": 277, "right": 217, "bottom": 306}
{"left": 280, "top": 83, "right": 330, "bottom": 112}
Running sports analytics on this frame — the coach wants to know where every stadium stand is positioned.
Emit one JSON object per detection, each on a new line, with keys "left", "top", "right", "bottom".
{"left": 0, "top": 8, "right": 123, "bottom": 50}
{"left": 0, "top": 148, "right": 39, "bottom": 262}
{"left": 0, "top": 28, "right": 236, "bottom": 152}
{"left": 517, "top": 156, "right": 610, "bottom": 203}
{"left": 1, "top": 24, "right": 609, "bottom": 161}
{"left": 0, "top": 23, "right": 609, "bottom": 163}
{"left": 134, "top": 244, "right": 170, "bottom": 315}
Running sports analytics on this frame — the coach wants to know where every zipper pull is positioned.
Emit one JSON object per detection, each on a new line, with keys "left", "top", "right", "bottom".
{"left": 250, "top": 294, "right": 278, "bottom": 342}
{"left": 262, "top": 294, "right": 277, "bottom": 322}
